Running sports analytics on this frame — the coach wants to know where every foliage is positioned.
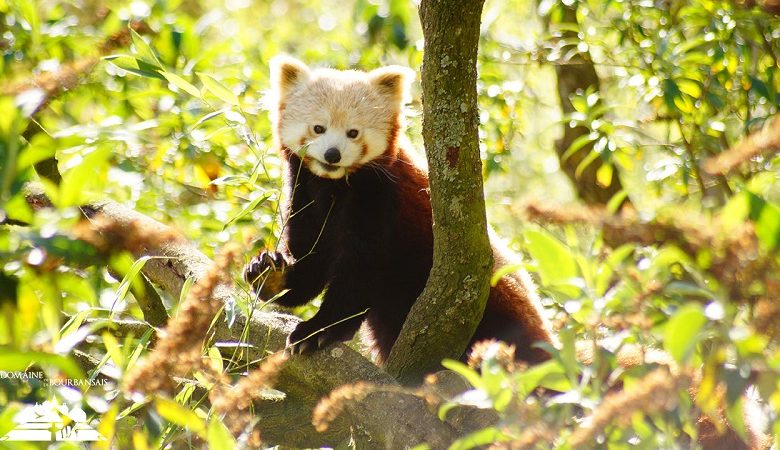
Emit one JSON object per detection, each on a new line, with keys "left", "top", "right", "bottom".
{"left": 0, "top": 0, "right": 779, "bottom": 448}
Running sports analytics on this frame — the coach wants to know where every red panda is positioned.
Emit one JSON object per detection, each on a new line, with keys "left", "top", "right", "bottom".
{"left": 243, "top": 55, "right": 554, "bottom": 365}
{"left": 243, "top": 57, "right": 768, "bottom": 448}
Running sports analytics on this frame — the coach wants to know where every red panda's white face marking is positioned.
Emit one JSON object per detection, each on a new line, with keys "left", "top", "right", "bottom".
{"left": 270, "top": 56, "right": 414, "bottom": 179}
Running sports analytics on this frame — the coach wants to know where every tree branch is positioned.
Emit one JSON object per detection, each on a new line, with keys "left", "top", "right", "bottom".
{"left": 24, "top": 185, "right": 458, "bottom": 448}
{"left": 703, "top": 115, "right": 780, "bottom": 176}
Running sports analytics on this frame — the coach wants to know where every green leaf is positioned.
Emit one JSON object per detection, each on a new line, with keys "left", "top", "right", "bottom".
{"left": 595, "top": 243, "right": 635, "bottom": 296}
{"left": 224, "top": 190, "right": 276, "bottom": 229}
{"left": 561, "top": 133, "right": 595, "bottom": 162}
{"left": 448, "top": 426, "right": 511, "bottom": 450}
{"left": 677, "top": 78, "right": 702, "bottom": 99}
{"left": 155, "top": 398, "right": 207, "bottom": 439}
{"left": 207, "top": 418, "right": 237, "bottom": 450}
{"left": 606, "top": 190, "right": 628, "bottom": 214}
{"left": 441, "top": 359, "right": 483, "bottom": 391}
{"left": 96, "top": 403, "right": 119, "bottom": 450}
{"left": 574, "top": 145, "right": 603, "bottom": 179}
{"left": 663, "top": 78, "right": 682, "bottom": 112}
{"left": 516, "top": 360, "right": 571, "bottom": 394}
{"left": 755, "top": 199, "right": 780, "bottom": 251}
{"left": 664, "top": 304, "right": 707, "bottom": 363}
{"left": 104, "top": 55, "right": 164, "bottom": 79}
{"left": 207, "top": 347, "right": 223, "bottom": 372}
{"left": 161, "top": 72, "right": 201, "bottom": 97}
{"left": 59, "top": 145, "right": 113, "bottom": 207}
{"left": 490, "top": 263, "right": 523, "bottom": 286}
{"left": 733, "top": 191, "right": 780, "bottom": 251}
{"left": 130, "top": 28, "right": 162, "bottom": 67}
{"left": 558, "top": 327, "right": 578, "bottom": 375}
{"left": 596, "top": 162, "right": 613, "bottom": 188}
{"left": 0, "top": 403, "right": 21, "bottom": 438}
{"left": 102, "top": 332, "right": 124, "bottom": 368}
{"left": 524, "top": 229, "right": 578, "bottom": 287}
{"left": 180, "top": 276, "right": 195, "bottom": 304}
{"left": 197, "top": 73, "right": 240, "bottom": 106}
{"left": 113, "top": 255, "right": 152, "bottom": 310}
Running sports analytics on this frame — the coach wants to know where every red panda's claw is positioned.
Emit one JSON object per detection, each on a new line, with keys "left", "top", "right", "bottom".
{"left": 290, "top": 338, "right": 317, "bottom": 355}
{"left": 261, "top": 251, "right": 286, "bottom": 271}
{"left": 244, "top": 250, "right": 287, "bottom": 293}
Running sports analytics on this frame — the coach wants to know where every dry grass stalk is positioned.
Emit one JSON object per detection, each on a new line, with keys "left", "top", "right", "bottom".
{"left": 123, "top": 243, "right": 240, "bottom": 395}
{"left": 468, "top": 339, "right": 517, "bottom": 372}
{"left": 210, "top": 351, "right": 288, "bottom": 413}
{"left": 312, "top": 382, "right": 374, "bottom": 433}
{"left": 568, "top": 367, "right": 693, "bottom": 448}
{"left": 208, "top": 351, "right": 288, "bottom": 446}
{"left": 753, "top": 279, "right": 780, "bottom": 341}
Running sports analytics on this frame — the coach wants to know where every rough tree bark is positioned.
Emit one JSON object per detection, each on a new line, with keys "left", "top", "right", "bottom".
{"left": 385, "top": 0, "right": 493, "bottom": 384}
{"left": 542, "top": 1, "right": 625, "bottom": 205}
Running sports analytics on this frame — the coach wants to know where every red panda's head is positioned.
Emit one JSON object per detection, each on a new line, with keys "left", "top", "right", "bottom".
{"left": 269, "top": 56, "right": 414, "bottom": 179}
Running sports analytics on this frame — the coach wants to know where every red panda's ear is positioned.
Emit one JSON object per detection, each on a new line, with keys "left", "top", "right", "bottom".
{"left": 368, "top": 66, "right": 415, "bottom": 104}
{"left": 270, "top": 55, "right": 310, "bottom": 98}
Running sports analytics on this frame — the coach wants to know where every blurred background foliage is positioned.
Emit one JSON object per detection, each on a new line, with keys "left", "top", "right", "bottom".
{"left": 0, "top": 0, "right": 779, "bottom": 448}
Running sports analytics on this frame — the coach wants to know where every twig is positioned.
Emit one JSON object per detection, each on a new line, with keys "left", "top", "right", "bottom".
{"left": 703, "top": 115, "right": 780, "bottom": 176}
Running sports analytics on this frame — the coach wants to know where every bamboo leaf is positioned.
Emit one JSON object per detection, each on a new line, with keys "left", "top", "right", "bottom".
{"left": 197, "top": 73, "right": 240, "bottom": 106}
{"left": 161, "top": 71, "right": 201, "bottom": 97}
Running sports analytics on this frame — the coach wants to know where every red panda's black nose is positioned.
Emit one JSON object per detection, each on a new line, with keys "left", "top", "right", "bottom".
{"left": 324, "top": 147, "right": 341, "bottom": 164}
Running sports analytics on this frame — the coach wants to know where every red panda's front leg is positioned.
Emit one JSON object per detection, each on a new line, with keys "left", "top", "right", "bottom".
{"left": 243, "top": 250, "right": 329, "bottom": 307}
{"left": 286, "top": 275, "right": 369, "bottom": 354}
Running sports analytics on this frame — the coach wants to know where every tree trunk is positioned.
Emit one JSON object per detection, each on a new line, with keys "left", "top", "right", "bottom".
{"left": 385, "top": 0, "right": 492, "bottom": 384}
{"left": 544, "top": 2, "right": 626, "bottom": 206}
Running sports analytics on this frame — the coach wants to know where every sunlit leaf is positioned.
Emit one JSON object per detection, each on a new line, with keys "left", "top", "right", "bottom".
{"left": 103, "top": 55, "right": 164, "bottom": 79}
{"left": 130, "top": 28, "right": 162, "bottom": 68}
{"left": 155, "top": 398, "right": 207, "bottom": 439}
{"left": 112, "top": 256, "right": 152, "bottom": 311}
{"left": 516, "top": 360, "right": 571, "bottom": 395}
{"left": 197, "top": 73, "right": 240, "bottom": 106}
{"left": 448, "top": 427, "right": 511, "bottom": 450}
{"left": 524, "top": 229, "right": 578, "bottom": 287}
{"left": 664, "top": 304, "right": 706, "bottom": 363}
{"left": 161, "top": 71, "right": 201, "bottom": 97}
{"left": 0, "top": 404, "right": 21, "bottom": 439}
{"left": 207, "top": 418, "right": 237, "bottom": 450}
{"left": 224, "top": 190, "right": 276, "bottom": 229}
{"left": 441, "top": 359, "right": 483, "bottom": 391}
{"left": 102, "top": 332, "right": 124, "bottom": 369}
{"left": 95, "top": 403, "right": 119, "bottom": 450}
{"left": 596, "top": 162, "right": 613, "bottom": 188}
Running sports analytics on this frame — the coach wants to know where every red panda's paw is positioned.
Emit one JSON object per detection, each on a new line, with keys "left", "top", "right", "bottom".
{"left": 244, "top": 250, "right": 287, "bottom": 300}
{"left": 285, "top": 320, "right": 355, "bottom": 355}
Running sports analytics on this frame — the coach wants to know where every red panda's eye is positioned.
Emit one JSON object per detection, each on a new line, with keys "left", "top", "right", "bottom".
{"left": 313, "top": 125, "right": 326, "bottom": 134}
{"left": 346, "top": 129, "right": 359, "bottom": 139}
